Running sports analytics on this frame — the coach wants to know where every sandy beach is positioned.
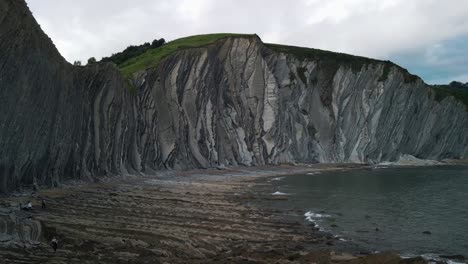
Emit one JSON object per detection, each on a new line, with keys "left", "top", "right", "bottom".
{"left": 0, "top": 165, "right": 428, "bottom": 263}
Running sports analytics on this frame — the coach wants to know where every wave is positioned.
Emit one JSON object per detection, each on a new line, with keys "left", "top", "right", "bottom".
{"left": 304, "top": 211, "right": 331, "bottom": 220}
{"left": 304, "top": 211, "right": 333, "bottom": 232}
{"left": 271, "top": 177, "right": 285, "bottom": 181}
{"left": 272, "top": 191, "right": 289, "bottom": 196}
{"left": 401, "top": 253, "right": 465, "bottom": 264}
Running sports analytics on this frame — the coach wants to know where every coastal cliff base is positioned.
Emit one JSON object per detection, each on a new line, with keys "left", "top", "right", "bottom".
{"left": 0, "top": 165, "right": 426, "bottom": 264}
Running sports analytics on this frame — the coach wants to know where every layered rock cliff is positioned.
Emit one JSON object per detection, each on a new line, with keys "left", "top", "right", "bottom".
{"left": 136, "top": 38, "right": 468, "bottom": 168}
{"left": 1, "top": 0, "right": 467, "bottom": 192}
{"left": 0, "top": 0, "right": 131, "bottom": 192}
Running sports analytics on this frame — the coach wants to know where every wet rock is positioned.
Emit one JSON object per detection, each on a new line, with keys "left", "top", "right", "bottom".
{"left": 216, "top": 164, "right": 227, "bottom": 170}
{"left": 400, "top": 256, "right": 427, "bottom": 263}
{"left": 330, "top": 252, "right": 358, "bottom": 261}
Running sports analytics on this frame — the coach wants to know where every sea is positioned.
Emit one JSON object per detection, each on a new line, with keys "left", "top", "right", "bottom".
{"left": 267, "top": 166, "right": 468, "bottom": 262}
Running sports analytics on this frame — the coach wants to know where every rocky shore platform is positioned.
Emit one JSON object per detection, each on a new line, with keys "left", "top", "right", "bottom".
{"left": 0, "top": 165, "right": 427, "bottom": 263}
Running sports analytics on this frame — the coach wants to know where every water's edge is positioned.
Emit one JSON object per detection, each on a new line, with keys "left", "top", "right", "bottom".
{"left": 251, "top": 165, "right": 468, "bottom": 264}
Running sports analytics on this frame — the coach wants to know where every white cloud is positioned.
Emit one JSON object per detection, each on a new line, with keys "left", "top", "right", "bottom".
{"left": 26, "top": 0, "right": 468, "bottom": 67}
{"left": 283, "top": 0, "right": 468, "bottom": 58}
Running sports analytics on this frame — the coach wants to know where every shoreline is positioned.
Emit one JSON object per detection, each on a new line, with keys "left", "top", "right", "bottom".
{"left": 251, "top": 164, "right": 468, "bottom": 264}
{"left": 0, "top": 164, "right": 454, "bottom": 263}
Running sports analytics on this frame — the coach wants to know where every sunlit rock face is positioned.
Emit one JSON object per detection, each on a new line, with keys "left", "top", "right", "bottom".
{"left": 0, "top": 0, "right": 467, "bottom": 192}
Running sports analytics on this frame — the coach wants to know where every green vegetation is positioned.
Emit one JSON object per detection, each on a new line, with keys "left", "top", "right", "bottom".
{"left": 117, "top": 33, "right": 254, "bottom": 77}
{"left": 124, "top": 78, "right": 137, "bottom": 95}
{"left": 432, "top": 82, "right": 468, "bottom": 110}
{"left": 101, "top": 38, "right": 165, "bottom": 66}
{"left": 87, "top": 57, "right": 97, "bottom": 65}
{"left": 104, "top": 33, "right": 427, "bottom": 95}
{"left": 401, "top": 69, "right": 419, "bottom": 83}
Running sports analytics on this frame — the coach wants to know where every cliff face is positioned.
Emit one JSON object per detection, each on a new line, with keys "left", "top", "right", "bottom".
{"left": 0, "top": 0, "right": 467, "bottom": 192}
{"left": 0, "top": 0, "right": 131, "bottom": 192}
{"left": 132, "top": 37, "right": 468, "bottom": 169}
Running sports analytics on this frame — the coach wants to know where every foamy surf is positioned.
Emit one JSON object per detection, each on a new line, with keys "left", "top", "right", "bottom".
{"left": 304, "top": 211, "right": 331, "bottom": 219}
{"left": 401, "top": 253, "right": 465, "bottom": 264}
{"left": 271, "top": 177, "right": 285, "bottom": 181}
{"left": 272, "top": 191, "right": 289, "bottom": 196}
{"left": 334, "top": 234, "right": 347, "bottom": 242}
{"left": 304, "top": 211, "right": 332, "bottom": 231}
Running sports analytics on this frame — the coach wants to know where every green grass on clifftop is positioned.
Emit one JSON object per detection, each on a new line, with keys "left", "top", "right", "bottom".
{"left": 118, "top": 33, "right": 254, "bottom": 77}
{"left": 115, "top": 33, "right": 467, "bottom": 109}
{"left": 432, "top": 83, "right": 468, "bottom": 110}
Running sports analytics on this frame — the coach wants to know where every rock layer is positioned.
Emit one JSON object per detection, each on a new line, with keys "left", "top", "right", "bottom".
{"left": 139, "top": 37, "right": 468, "bottom": 169}
{"left": 0, "top": 166, "right": 427, "bottom": 264}
{"left": 0, "top": 0, "right": 130, "bottom": 192}
{"left": 0, "top": 0, "right": 467, "bottom": 192}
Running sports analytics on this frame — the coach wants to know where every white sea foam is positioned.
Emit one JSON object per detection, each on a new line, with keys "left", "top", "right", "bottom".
{"left": 272, "top": 191, "right": 289, "bottom": 196}
{"left": 304, "top": 211, "right": 331, "bottom": 220}
{"left": 334, "top": 235, "right": 347, "bottom": 242}
{"left": 401, "top": 253, "right": 465, "bottom": 264}
{"left": 271, "top": 177, "right": 285, "bottom": 181}
{"left": 446, "top": 261, "right": 465, "bottom": 264}
{"left": 372, "top": 166, "right": 389, "bottom": 169}
{"left": 306, "top": 172, "right": 321, "bottom": 175}
{"left": 304, "top": 211, "right": 332, "bottom": 231}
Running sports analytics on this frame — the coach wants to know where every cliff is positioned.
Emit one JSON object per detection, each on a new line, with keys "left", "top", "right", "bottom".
{"left": 0, "top": 0, "right": 467, "bottom": 192}
{"left": 0, "top": 0, "right": 131, "bottom": 191}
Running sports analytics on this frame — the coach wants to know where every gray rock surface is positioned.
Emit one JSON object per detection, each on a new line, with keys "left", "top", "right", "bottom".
{"left": 0, "top": 0, "right": 467, "bottom": 192}
{"left": 134, "top": 37, "right": 467, "bottom": 168}
{"left": 0, "top": 0, "right": 130, "bottom": 192}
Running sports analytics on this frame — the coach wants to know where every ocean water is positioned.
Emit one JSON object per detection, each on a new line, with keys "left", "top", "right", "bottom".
{"left": 269, "top": 166, "right": 468, "bottom": 257}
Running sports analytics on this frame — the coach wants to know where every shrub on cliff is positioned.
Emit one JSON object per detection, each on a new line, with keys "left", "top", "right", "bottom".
{"left": 100, "top": 38, "right": 166, "bottom": 66}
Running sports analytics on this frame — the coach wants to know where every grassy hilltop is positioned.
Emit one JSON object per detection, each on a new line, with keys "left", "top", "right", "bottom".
{"left": 104, "top": 33, "right": 467, "bottom": 109}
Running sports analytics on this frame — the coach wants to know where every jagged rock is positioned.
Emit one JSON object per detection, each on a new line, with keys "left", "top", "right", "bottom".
{"left": 0, "top": 0, "right": 467, "bottom": 193}
{"left": 0, "top": 212, "right": 45, "bottom": 245}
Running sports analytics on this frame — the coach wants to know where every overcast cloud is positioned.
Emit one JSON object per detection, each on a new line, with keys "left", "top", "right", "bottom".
{"left": 26, "top": 0, "right": 468, "bottom": 84}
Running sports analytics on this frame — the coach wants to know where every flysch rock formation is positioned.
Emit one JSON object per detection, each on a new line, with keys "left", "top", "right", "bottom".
{"left": 1, "top": 0, "right": 467, "bottom": 192}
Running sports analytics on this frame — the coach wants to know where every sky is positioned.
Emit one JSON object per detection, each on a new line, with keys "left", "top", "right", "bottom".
{"left": 25, "top": 0, "right": 468, "bottom": 84}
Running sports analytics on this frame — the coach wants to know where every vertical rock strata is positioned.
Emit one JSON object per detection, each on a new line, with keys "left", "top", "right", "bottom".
{"left": 139, "top": 37, "right": 467, "bottom": 169}
{"left": 0, "top": 0, "right": 467, "bottom": 192}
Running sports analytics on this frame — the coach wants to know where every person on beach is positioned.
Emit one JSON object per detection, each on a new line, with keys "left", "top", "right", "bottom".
{"left": 21, "top": 201, "right": 32, "bottom": 211}
{"left": 41, "top": 199, "right": 46, "bottom": 209}
{"left": 51, "top": 237, "right": 58, "bottom": 252}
